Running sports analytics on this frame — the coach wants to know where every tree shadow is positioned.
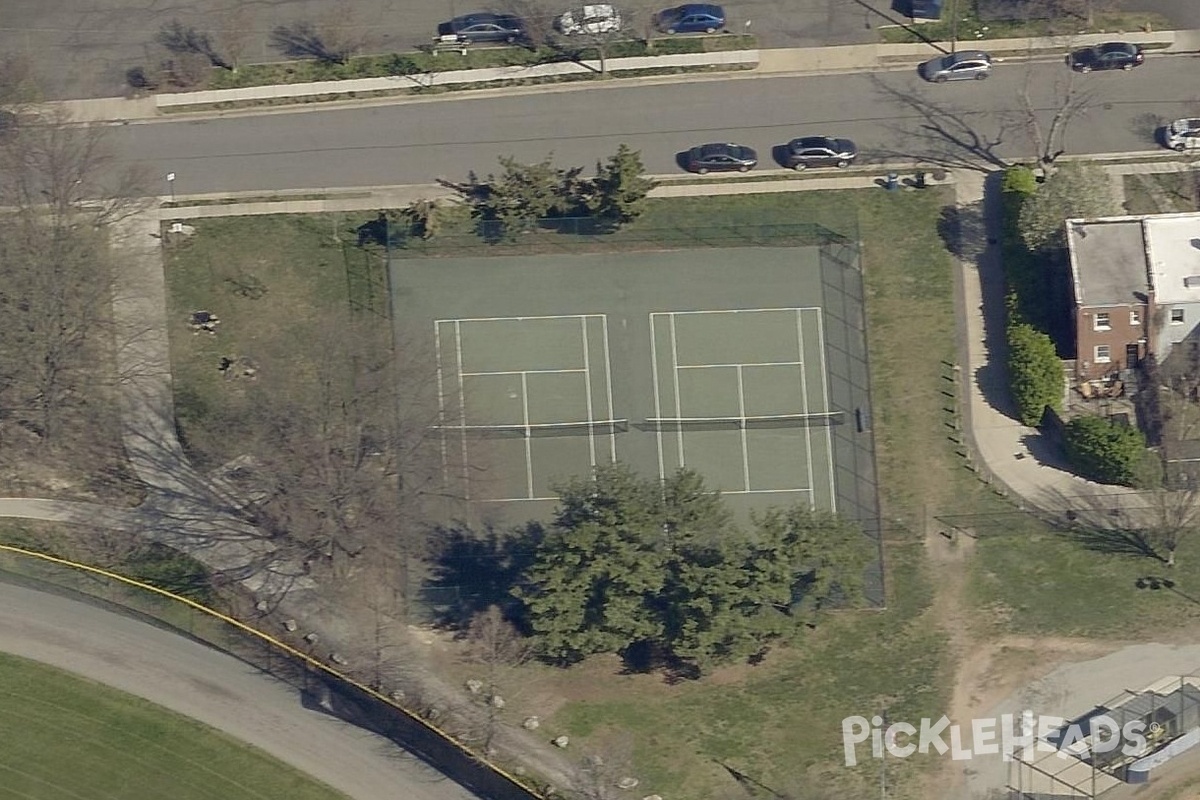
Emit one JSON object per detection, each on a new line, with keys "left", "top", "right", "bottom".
{"left": 937, "top": 202, "right": 986, "bottom": 260}
{"left": 1063, "top": 523, "right": 1162, "bottom": 559}
{"left": 971, "top": 171, "right": 1024, "bottom": 419}
{"left": 424, "top": 522, "right": 543, "bottom": 627}
{"left": 355, "top": 212, "right": 389, "bottom": 247}
{"left": 867, "top": 74, "right": 1017, "bottom": 173}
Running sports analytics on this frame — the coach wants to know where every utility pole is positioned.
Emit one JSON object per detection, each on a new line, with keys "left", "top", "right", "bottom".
{"left": 949, "top": 0, "right": 960, "bottom": 53}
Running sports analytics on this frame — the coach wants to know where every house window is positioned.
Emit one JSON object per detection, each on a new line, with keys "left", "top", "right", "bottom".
{"left": 1130, "top": 309, "right": 1142, "bottom": 326}
{"left": 1172, "top": 309, "right": 1186, "bottom": 324}
{"left": 1095, "top": 345, "right": 1112, "bottom": 363}
{"left": 1093, "top": 312, "right": 1111, "bottom": 331}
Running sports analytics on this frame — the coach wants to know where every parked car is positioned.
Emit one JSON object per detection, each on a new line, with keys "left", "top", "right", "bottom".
{"left": 685, "top": 143, "right": 757, "bottom": 173}
{"left": 908, "top": 0, "right": 944, "bottom": 19}
{"left": 655, "top": 4, "right": 725, "bottom": 34}
{"left": 556, "top": 4, "right": 622, "bottom": 35}
{"left": 783, "top": 136, "right": 858, "bottom": 170}
{"left": 1163, "top": 118, "right": 1200, "bottom": 152}
{"left": 436, "top": 13, "right": 527, "bottom": 43}
{"left": 1068, "top": 41, "right": 1144, "bottom": 72}
{"left": 918, "top": 50, "right": 992, "bottom": 83}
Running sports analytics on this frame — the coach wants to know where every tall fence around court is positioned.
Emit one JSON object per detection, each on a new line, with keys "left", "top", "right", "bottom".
{"left": 0, "top": 545, "right": 545, "bottom": 800}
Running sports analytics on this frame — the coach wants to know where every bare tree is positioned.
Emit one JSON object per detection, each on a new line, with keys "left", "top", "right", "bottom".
{"left": 570, "top": 735, "right": 637, "bottom": 800}
{"left": 271, "top": 4, "right": 366, "bottom": 65}
{"left": 156, "top": 19, "right": 233, "bottom": 70}
{"left": 464, "top": 605, "right": 532, "bottom": 751}
{"left": 1019, "top": 56, "right": 1093, "bottom": 177}
{"left": 497, "top": 0, "right": 558, "bottom": 47}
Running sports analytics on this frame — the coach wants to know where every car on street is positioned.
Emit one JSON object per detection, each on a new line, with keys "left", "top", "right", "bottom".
{"left": 918, "top": 50, "right": 992, "bottom": 82}
{"left": 655, "top": 4, "right": 725, "bottom": 34}
{"left": 907, "top": 0, "right": 944, "bottom": 19}
{"left": 1068, "top": 41, "right": 1144, "bottom": 72}
{"left": 1163, "top": 118, "right": 1200, "bottom": 152}
{"left": 783, "top": 136, "right": 858, "bottom": 170}
{"left": 436, "top": 13, "right": 527, "bottom": 44}
{"left": 685, "top": 142, "right": 757, "bottom": 173}
{"left": 556, "top": 4, "right": 623, "bottom": 35}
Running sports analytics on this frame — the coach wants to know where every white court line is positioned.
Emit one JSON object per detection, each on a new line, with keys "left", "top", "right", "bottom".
{"left": 796, "top": 310, "right": 817, "bottom": 508}
{"left": 814, "top": 310, "right": 838, "bottom": 513}
{"left": 736, "top": 365, "right": 751, "bottom": 492}
{"left": 460, "top": 368, "right": 588, "bottom": 377}
{"left": 678, "top": 361, "right": 805, "bottom": 369}
{"left": 601, "top": 316, "right": 617, "bottom": 463}
{"left": 649, "top": 315, "right": 666, "bottom": 482}
{"left": 665, "top": 307, "right": 822, "bottom": 316}
{"left": 669, "top": 313, "right": 685, "bottom": 468}
{"left": 521, "top": 371, "right": 535, "bottom": 499}
{"left": 581, "top": 317, "right": 597, "bottom": 467}
{"left": 454, "top": 320, "right": 471, "bottom": 502}
{"left": 480, "top": 495, "right": 560, "bottom": 503}
{"left": 434, "top": 322, "right": 450, "bottom": 490}
{"left": 440, "top": 313, "right": 606, "bottom": 323}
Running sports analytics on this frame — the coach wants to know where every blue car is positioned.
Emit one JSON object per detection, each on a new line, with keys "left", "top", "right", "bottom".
{"left": 654, "top": 4, "right": 725, "bottom": 34}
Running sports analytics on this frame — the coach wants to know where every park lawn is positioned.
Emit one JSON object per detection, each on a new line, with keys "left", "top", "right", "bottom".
{"left": 0, "top": 651, "right": 346, "bottom": 800}
{"left": 163, "top": 212, "right": 389, "bottom": 469}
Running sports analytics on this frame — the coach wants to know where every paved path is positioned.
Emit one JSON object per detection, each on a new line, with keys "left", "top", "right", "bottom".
{"left": 0, "top": 578, "right": 476, "bottom": 800}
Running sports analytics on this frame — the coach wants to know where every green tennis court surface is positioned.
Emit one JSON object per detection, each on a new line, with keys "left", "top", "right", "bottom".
{"left": 394, "top": 246, "right": 877, "bottom": 527}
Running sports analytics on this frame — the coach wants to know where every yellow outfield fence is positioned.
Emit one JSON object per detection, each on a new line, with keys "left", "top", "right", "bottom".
{"left": 0, "top": 544, "right": 547, "bottom": 800}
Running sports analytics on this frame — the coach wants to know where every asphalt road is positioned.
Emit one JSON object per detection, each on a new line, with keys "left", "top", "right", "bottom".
{"left": 0, "top": 578, "right": 479, "bottom": 800}
{"left": 112, "top": 57, "right": 1200, "bottom": 196}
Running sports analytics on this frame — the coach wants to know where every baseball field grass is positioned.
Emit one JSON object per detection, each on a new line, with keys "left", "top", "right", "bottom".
{"left": 0, "top": 651, "right": 347, "bottom": 800}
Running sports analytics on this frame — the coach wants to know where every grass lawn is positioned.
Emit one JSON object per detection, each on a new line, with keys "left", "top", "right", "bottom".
{"left": 204, "top": 35, "right": 756, "bottom": 90}
{"left": 0, "top": 651, "right": 346, "bottom": 800}
{"left": 879, "top": 9, "right": 1170, "bottom": 44}
{"left": 1122, "top": 171, "right": 1200, "bottom": 215}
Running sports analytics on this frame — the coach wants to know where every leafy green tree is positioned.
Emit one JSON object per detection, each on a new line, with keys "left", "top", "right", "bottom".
{"left": 1007, "top": 320, "right": 1063, "bottom": 426}
{"left": 513, "top": 464, "right": 671, "bottom": 663}
{"left": 1064, "top": 414, "right": 1148, "bottom": 486}
{"left": 1017, "top": 162, "right": 1116, "bottom": 254}
{"left": 587, "top": 144, "right": 656, "bottom": 227}
{"left": 477, "top": 154, "right": 585, "bottom": 238}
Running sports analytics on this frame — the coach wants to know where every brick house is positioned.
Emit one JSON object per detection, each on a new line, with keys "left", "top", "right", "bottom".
{"left": 1066, "top": 211, "right": 1200, "bottom": 384}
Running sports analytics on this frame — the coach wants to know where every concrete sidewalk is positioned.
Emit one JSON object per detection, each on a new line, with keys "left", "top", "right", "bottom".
{"left": 47, "top": 27, "right": 1197, "bottom": 124}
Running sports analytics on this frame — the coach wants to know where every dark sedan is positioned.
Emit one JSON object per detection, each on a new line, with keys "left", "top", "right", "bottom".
{"left": 784, "top": 136, "right": 857, "bottom": 170}
{"left": 655, "top": 4, "right": 725, "bottom": 34}
{"left": 1068, "top": 41, "right": 1144, "bottom": 72}
{"left": 436, "top": 13, "right": 527, "bottom": 43}
{"left": 685, "top": 143, "right": 757, "bottom": 174}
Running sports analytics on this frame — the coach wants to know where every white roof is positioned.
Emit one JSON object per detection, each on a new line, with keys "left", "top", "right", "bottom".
{"left": 1144, "top": 212, "right": 1200, "bottom": 305}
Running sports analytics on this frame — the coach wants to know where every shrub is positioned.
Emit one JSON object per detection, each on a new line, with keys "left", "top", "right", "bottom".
{"left": 1064, "top": 414, "right": 1148, "bottom": 486}
{"left": 1007, "top": 319, "right": 1063, "bottom": 426}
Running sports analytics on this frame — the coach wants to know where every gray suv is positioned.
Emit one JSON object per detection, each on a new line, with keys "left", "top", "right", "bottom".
{"left": 918, "top": 50, "right": 992, "bottom": 83}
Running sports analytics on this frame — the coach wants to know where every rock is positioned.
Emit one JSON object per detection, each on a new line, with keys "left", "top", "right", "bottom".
{"left": 552, "top": 735, "right": 570, "bottom": 748}
{"left": 303, "top": 632, "right": 319, "bottom": 645}
{"left": 426, "top": 707, "right": 442, "bottom": 721}
{"left": 255, "top": 600, "right": 269, "bottom": 612}
{"left": 616, "top": 777, "right": 639, "bottom": 790}
{"left": 329, "top": 652, "right": 348, "bottom": 666}
{"left": 466, "top": 679, "right": 484, "bottom": 694}
{"left": 642, "top": 795, "right": 663, "bottom": 800}
{"left": 522, "top": 716, "right": 540, "bottom": 730}
{"left": 283, "top": 619, "right": 298, "bottom": 632}
{"left": 490, "top": 694, "right": 505, "bottom": 708}
{"left": 389, "top": 690, "right": 406, "bottom": 702}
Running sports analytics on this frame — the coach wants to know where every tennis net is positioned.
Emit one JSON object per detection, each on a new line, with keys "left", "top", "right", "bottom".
{"left": 641, "top": 412, "right": 845, "bottom": 432}
{"left": 433, "top": 419, "right": 629, "bottom": 439}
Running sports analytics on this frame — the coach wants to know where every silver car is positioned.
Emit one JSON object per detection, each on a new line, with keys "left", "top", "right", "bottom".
{"left": 1164, "top": 118, "right": 1200, "bottom": 152}
{"left": 918, "top": 50, "right": 992, "bottom": 83}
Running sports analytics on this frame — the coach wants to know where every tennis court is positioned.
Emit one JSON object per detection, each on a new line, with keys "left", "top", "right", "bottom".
{"left": 393, "top": 245, "right": 878, "bottom": 529}
{"left": 435, "top": 314, "right": 622, "bottom": 502}
{"left": 648, "top": 308, "right": 837, "bottom": 509}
